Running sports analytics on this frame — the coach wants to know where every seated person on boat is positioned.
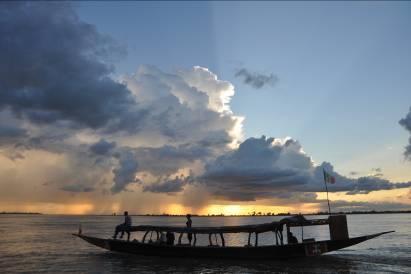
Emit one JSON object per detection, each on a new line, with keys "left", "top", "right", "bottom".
{"left": 113, "top": 211, "right": 132, "bottom": 240}
{"left": 288, "top": 231, "right": 298, "bottom": 244}
{"left": 166, "top": 231, "right": 175, "bottom": 245}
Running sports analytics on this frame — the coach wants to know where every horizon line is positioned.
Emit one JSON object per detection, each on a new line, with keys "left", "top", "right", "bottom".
{"left": 1, "top": 210, "right": 411, "bottom": 216}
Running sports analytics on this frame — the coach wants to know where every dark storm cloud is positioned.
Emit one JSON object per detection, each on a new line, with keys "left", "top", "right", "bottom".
{"left": 110, "top": 143, "right": 210, "bottom": 193}
{"left": 300, "top": 162, "right": 410, "bottom": 195}
{"left": 343, "top": 176, "right": 411, "bottom": 195}
{"left": 89, "top": 139, "right": 116, "bottom": 155}
{"left": 235, "top": 68, "right": 278, "bottom": 89}
{"left": 200, "top": 136, "right": 411, "bottom": 201}
{"left": 134, "top": 144, "right": 210, "bottom": 176}
{"left": 129, "top": 134, "right": 411, "bottom": 199}
{"left": 0, "top": 125, "right": 28, "bottom": 147}
{"left": 143, "top": 175, "right": 193, "bottom": 194}
{"left": 0, "top": 125, "right": 27, "bottom": 139}
{"left": 201, "top": 136, "right": 312, "bottom": 201}
{"left": 399, "top": 107, "right": 411, "bottom": 158}
{"left": 0, "top": 2, "right": 138, "bottom": 130}
{"left": 0, "top": 122, "right": 29, "bottom": 159}
{"left": 111, "top": 151, "right": 140, "bottom": 193}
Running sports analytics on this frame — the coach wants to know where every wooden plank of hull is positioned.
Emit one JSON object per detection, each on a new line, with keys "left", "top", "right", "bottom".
{"left": 73, "top": 231, "right": 393, "bottom": 259}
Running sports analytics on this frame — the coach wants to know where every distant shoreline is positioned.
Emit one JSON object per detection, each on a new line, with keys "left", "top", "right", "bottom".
{"left": 0, "top": 212, "right": 42, "bottom": 215}
{"left": 2, "top": 210, "right": 409, "bottom": 216}
{"left": 129, "top": 210, "right": 411, "bottom": 217}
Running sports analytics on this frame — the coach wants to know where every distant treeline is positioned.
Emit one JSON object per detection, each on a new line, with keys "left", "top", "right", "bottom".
{"left": 0, "top": 212, "right": 42, "bottom": 215}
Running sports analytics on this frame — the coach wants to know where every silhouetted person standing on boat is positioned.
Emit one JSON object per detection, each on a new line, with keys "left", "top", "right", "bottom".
{"left": 186, "top": 214, "right": 193, "bottom": 245}
{"left": 113, "top": 211, "right": 132, "bottom": 241}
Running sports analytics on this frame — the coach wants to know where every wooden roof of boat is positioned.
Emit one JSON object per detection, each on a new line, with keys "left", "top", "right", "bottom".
{"left": 129, "top": 216, "right": 330, "bottom": 234}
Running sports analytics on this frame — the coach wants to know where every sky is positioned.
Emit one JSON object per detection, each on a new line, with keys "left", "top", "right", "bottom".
{"left": 0, "top": 1, "right": 410, "bottom": 215}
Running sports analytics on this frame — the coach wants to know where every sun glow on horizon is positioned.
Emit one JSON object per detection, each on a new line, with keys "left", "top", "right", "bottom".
{"left": 202, "top": 204, "right": 295, "bottom": 216}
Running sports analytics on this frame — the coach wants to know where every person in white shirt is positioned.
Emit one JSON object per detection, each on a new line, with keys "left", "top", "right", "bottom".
{"left": 113, "top": 211, "right": 132, "bottom": 241}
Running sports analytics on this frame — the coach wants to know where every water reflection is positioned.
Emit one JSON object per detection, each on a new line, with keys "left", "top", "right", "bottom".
{"left": 86, "top": 251, "right": 369, "bottom": 273}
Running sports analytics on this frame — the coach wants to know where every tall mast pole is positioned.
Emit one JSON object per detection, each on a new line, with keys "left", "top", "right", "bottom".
{"left": 323, "top": 169, "right": 332, "bottom": 215}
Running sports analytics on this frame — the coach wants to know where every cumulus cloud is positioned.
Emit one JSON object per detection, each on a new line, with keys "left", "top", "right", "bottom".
{"left": 0, "top": 61, "right": 245, "bottom": 195}
{"left": 235, "top": 68, "right": 278, "bottom": 89}
{"left": 0, "top": 2, "right": 245, "bottom": 196}
{"left": 201, "top": 136, "right": 411, "bottom": 201}
{"left": 179, "top": 66, "right": 236, "bottom": 113}
{"left": 201, "top": 136, "right": 313, "bottom": 200}
{"left": 399, "top": 107, "right": 411, "bottom": 158}
{"left": 121, "top": 65, "right": 243, "bottom": 145}
{"left": 102, "top": 65, "right": 244, "bottom": 193}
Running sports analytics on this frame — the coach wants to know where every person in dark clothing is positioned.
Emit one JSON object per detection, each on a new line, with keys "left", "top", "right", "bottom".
{"left": 113, "top": 211, "right": 132, "bottom": 241}
{"left": 186, "top": 214, "right": 193, "bottom": 245}
{"left": 288, "top": 231, "right": 298, "bottom": 244}
{"left": 166, "top": 231, "right": 175, "bottom": 245}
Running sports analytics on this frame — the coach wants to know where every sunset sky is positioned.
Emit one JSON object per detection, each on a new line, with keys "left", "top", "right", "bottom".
{"left": 0, "top": 2, "right": 410, "bottom": 215}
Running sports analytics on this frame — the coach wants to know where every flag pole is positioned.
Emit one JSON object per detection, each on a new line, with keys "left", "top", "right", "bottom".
{"left": 323, "top": 169, "right": 332, "bottom": 215}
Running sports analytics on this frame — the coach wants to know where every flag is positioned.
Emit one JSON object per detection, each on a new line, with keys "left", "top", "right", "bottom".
{"left": 323, "top": 169, "right": 336, "bottom": 184}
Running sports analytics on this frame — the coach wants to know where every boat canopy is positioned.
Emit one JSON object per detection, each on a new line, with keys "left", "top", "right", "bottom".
{"left": 129, "top": 216, "right": 330, "bottom": 234}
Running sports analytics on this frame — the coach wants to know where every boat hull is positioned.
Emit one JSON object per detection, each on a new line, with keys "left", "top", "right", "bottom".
{"left": 73, "top": 231, "right": 392, "bottom": 259}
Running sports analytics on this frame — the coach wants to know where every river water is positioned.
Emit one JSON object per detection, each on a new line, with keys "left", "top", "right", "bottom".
{"left": 0, "top": 214, "right": 409, "bottom": 273}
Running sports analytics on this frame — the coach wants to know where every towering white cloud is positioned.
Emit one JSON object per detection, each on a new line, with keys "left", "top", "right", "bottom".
{"left": 100, "top": 65, "right": 244, "bottom": 193}
{"left": 121, "top": 65, "right": 243, "bottom": 146}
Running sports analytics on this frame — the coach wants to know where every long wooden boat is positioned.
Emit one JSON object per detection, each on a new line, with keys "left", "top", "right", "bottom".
{"left": 73, "top": 215, "right": 394, "bottom": 259}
